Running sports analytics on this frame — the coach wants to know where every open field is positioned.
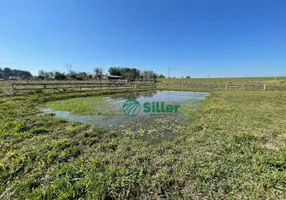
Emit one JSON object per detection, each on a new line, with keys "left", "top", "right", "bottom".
{"left": 157, "top": 77, "right": 286, "bottom": 91}
{"left": 1, "top": 88, "right": 286, "bottom": 199}
{"left": 158, "top": 76, "right": 286, "bottom": 84}
{"left": 1, "top": 77, "right": 286, "bottom": 96}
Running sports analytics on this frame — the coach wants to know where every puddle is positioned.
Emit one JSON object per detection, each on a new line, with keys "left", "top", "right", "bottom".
{"left": 42, "top": 90, "right": 209, "bottom": 139}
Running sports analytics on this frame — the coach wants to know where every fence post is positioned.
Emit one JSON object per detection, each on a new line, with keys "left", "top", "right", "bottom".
{"left": 263, "top": 84, "right": 267, "bottom": 91}
{"left": 11, "top": 83, "right": 15, "bottom": 95}
{"left": 225, "top": 83, "right": 228, "bottom": 90}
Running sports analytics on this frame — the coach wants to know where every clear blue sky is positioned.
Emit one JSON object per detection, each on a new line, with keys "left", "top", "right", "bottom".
{"left": 0, "top": 0, "right": 286, "bottom": 77}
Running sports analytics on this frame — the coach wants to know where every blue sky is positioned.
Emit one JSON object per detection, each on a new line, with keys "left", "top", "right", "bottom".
{"left": 0, "top": 0, "right": 286, "bottom": 77}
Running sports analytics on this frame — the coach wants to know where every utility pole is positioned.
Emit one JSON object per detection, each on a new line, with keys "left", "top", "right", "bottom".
{"left": 65, "top": 63, "right": 72, "bottom": 73}
{"left": 168, "top": 66, "right": 170, "bottom": 78}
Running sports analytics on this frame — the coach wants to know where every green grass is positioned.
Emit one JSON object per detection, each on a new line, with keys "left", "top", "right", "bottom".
{"left": 0, "top": 90, "right": 286, "bottom": 199}
{"left": 157, "top": 77, "right": 286, "bottom": 91}
{"left": 0, "top": 81, "right": 12, "bottom": 96}
{"left": 45, "top": 96, "right": 120, "bottom": 116}
{"left": 158, "top": 76, "right": 286, "bottom": 84}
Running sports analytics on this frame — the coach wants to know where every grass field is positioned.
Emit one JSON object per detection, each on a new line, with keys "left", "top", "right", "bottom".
{"left": 157, "top": 76, "right": 286, "bottom": 84}
{"left": 1, "top": 77, "right": 286, "bottom": 96}
{"left": 45, "top": 96, "right": 120, "bottom": 116}
{"left": 0, "top": 81, "right": 11, "bottom": 96}
{"left": 0, "top": 81, "right": 156, "bottom": 96}
{"left": 157, "top": 77, "right": 286, "bottom": 91}
{"left": 1, "top": 89, "right": 286, "bottom": 199}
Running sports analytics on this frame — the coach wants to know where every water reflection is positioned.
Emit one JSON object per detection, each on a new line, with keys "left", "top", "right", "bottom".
{"left": 108, "top": 90, "right": 158, "bottom": 100}
{"left": 42, "top": 90, "right": 209, "bottom": 140}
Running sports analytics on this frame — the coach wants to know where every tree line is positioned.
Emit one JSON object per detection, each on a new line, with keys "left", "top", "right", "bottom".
{"left": 0, "top": 67, "right": 33, "bottom": 79}
{"left": 0, "top": 66, "right": 166, "bottom": 81}
{"left": 107, "top": 67, "right": 165, "bottom": 81}
{"left": 40, "top": 67, "right": 165, "bottom": 81}
{"left": 38, "top": 70, "right": 93, "bottom": 81}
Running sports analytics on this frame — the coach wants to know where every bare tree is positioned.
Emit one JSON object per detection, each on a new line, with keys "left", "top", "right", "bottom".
{"left": 38, "top": 70, "right": 51, "bottom": 80}
{"left": 94, "top": 67, "right": 104, "bottom": 79}
{"left": 141, "top": 70, "right": 157, "bottom": 82}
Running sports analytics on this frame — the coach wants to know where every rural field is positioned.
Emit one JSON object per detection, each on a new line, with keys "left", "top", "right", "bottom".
{"left": 157, "top": 77, "right": 286, "bottom": 84}
{"left": 2, "top": 1, "right": 285, "bottom": 198}
{"left": 2, "top": 76, "right": 286, "bottom": 96}
{"left": 157, "top": 77, "right": 286, "bottom": 92}
{"left": 0, "top": 79, "right": 286, "bottom": 199}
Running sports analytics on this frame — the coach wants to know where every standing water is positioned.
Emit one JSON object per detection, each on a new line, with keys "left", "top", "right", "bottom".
{"left": 42, "top": 91, "right": 209, "bottom": 139}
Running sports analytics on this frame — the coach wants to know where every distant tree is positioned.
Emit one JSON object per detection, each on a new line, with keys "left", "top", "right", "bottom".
{"left": 0, "top": 67, "right": 33, "bottom": 79}
{"left": 108, "top": 67, "right": 140, "bottom": 81}
{"left": 48, "top": 72, "right": 54, "bottom": 79}
{"left": 119, "top": 68, "right": 130, "bottom": 80}
{"left": 38, "top": 70, "right": 51, "bottom": 80}
{"left": 87, "top": 74, "right": 93, "bottom": 80}
{"left": 158, "top": 74, "right": 165, "bottom": 78}
{"left": 77, "top": 72, "right": 87, "bottom": 80}
{"left": 153, "top": 73, "right": 158, "bottom": 82}
{"left": 37, "top": 75, "right": 45, "bottom": 80}
{"left": 54, "top": 72, "right": 67, "bottom": 80}
{"left": 120, "top": 68, "right": 132, "bottom": 81}
{"left": 0, "top": 68, "right": 4, "bottom": 78}
{"left": 186, "top": 76, "right": 191, "bottom": 79}
{"left": 38, "top": 70, "right": 45, "bottom": 77}
{"left": 141, "top": 70, "right": 158, "bottom": 82}
{"left": 108, "top": 67, "right": 158, "bottom": 82}
{"left": 108, "top": 67, "right": 121, "bottom": 76}
{"left": 130, "top": 68, "right": 140, "bottom": 81}
{"left": 66, "top": 70, "right": 77, "bottom": 80}
{"left": 3, "top": 67, "right": 12, "bottom": 76}
{"left": 19, "top": 71, "right": 33, "bottom": 79}
{"left": 141, "top": 71, "right": 148, "bottom": 81}
{"left": 94, "top": 67, "right": 104, "bottom": 79}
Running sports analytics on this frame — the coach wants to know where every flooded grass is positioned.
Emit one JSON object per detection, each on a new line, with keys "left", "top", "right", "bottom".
{"left": 45, "top": 96, "right": 120, "bottom": 116}
{"left": 44, "top": 91, "right": 209, "bottom": 140}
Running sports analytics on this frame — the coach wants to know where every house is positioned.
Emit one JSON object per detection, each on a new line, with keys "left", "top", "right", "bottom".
{"left": 8, "top": 76, "right": 20, "bottom": 80}
{"left": 95, "top": 74, "right": 121, "bottom": 80}
{"left": 107, "top": 75, "right": 121, "bottom": 80}
{"left": 0, "top": 72, "right": 20, "bottom": 80}
{"left": 0, "top": 72, "right": 8, "bottom": 80}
